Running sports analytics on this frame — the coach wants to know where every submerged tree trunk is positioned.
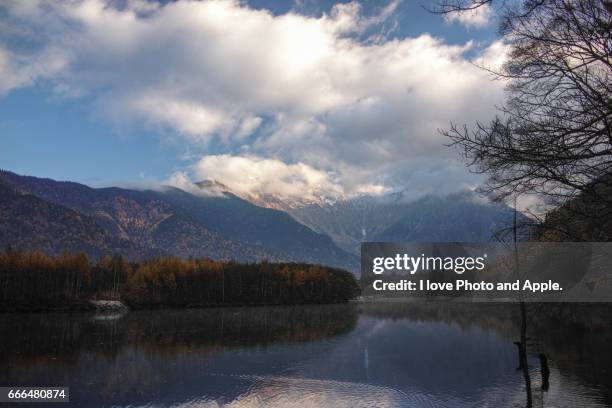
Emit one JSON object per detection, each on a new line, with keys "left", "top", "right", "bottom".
{"left": 519, "top": 301, "right": 532, "bottom": 408}
{"left": 539, "top": 352, "right": 550, "bottom": 391}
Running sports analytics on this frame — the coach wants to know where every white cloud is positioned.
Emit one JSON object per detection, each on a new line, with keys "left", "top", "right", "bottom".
{"left": 128, "top": 96, "right": 232, "bottom": 142}
{"left": 0, "top": 47, "right": 25, "bottom": 94}
{"left": 165, "top": 171, "right": 226, "bottom": 197}
{"left": 0, "top": 0, "right": 505, "bottom": 199}
{"left": 0, "top": 43, "right": 66, "bottom": 95}
{"left": 444, "top": 2, "right": 493, "bottom": 28}
{"left": 236, "top": 116, "right": 263, "bottom": 139}
{"left": 187, "top": 155, "right": 354, "bottom": 203}
{"left": 472, "top": 40, "right": 509, "bottom": 71}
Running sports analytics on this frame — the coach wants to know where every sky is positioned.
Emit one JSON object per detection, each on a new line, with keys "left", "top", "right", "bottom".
{"left": 0, "top": 0, "right": 507, "bottom": 202}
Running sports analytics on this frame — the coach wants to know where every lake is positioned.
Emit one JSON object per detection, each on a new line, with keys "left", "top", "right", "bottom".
{"left": 0, "top": 303, "right": 610, "bottom": 407}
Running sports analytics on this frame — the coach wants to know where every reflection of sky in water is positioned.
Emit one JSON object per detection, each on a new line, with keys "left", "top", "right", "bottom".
{"left": 0, "top": 306, "right": 610, "bottom": 407}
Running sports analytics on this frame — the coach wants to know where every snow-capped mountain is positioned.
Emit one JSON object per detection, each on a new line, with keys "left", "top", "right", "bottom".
{"left": 194, "top": 179, "right": 343, "bottom": 211}
{"left": 210, "top": 183, "right": 526, "bottom": 255}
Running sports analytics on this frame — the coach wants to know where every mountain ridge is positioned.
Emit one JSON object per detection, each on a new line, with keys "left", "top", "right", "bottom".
{"left": 0, "top": 170, "right": 357, "bottom": 271}
{"left": 220, "top": 185, "right": 526, "bottom": 254}
{"left": 0, "top": 182, "right": 158, "bottom": 259}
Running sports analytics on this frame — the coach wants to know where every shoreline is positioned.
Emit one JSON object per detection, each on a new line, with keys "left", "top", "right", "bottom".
{"left": 0, "top": 299, "right": 356, "bottom": 314}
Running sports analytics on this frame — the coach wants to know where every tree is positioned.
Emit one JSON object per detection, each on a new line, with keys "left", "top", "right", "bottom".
{"left": 437, "top": 0, "right": 611, "bottom": 211}
{"left": 435, "top": 6, "right": 610, "bottom": 404}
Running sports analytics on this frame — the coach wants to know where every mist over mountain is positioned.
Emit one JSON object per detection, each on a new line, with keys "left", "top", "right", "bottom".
{"left": 267, "top": 190, "right": 522, "bottom": 255}
{"left": 194, "top": 179, "right": 340, "bottom": 212}
{"left": 195, "top": 178, "right": 526, "bottom": 255}
{"left": 0, "top": 171, "right": 357, "bottom": 271}
{"left": 0, "top": 170, "right": 523, "bottom": 272}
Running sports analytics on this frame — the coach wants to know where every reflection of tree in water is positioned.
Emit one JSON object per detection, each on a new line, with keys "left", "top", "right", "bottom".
{"left": 2, "top": 303, "right": 611, "bottom": 406}
{"left": 358, "top": 302, "right": 520, "bottom": 337}
{"left": 129, "top": 305, "right": 359, "bottom": 356}
{"left": 359, "top": 301, "right": 612, "bottom": 407}
{"left": 0, "top": 305, "right": 360, "bottom": 405}
{"left": 528, "top": 303, "right": 612, "bottom": 405}
{"left": 0, "top": 305, "right": 359, "bottom": 365}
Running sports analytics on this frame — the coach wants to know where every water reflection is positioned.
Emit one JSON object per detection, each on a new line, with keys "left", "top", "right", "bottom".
{"left": 0, "top": 303, "right": 610, "bottom": 407}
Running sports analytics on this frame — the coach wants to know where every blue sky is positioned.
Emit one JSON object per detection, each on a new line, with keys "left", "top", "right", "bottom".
{"left": 0, "top": 0, "right": 503, "bottom": 201}
{"left": 1, "top": 86, "right": 190, "bottom": 185}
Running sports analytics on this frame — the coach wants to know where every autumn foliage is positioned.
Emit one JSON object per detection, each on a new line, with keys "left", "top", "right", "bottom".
{"left": 0, "top": 249, "right": 360, "bottom": 310}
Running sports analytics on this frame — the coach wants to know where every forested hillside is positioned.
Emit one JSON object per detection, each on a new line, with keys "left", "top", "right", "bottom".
{"left": 0, "top": 170, "right": 358, "bottom": 271}
{"left": 0, "top": 183, "right": 154, "bottom": 259}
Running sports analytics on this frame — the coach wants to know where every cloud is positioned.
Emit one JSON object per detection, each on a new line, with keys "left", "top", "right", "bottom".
{"left": 0, "top": 43, "right": 66, "bottom": 95}
{"left": 0, "top": 47, "right": 25, "bottom": 94}
{"left": 0, "top": 0, "right": 505, "bottom": 199}
{"left": 472, "top": 40, "right": 509, "bottom": 71}
{"left": 444, "top": 2, "right": 493, "bottom": 28}
{"left": 164, "top": 171, "right": 225, "bottom": 197}
{"left": 184, "top": 154, "right": 376, "bottom": 203}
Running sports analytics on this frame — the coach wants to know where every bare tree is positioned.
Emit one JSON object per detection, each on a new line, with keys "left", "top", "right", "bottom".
{"left": 437, "top": 0, "right": 612, "bottom": 211}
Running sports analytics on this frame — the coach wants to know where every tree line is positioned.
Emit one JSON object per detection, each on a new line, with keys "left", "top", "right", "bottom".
{"left": 0, "top": 248, "right": 360, "bottom": 311}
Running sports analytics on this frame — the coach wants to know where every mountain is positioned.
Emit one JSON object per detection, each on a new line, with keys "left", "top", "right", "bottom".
{"left": 194, "top": 180, "right": 526, "bottom": 255}
{"left": 0, "top": 171, "right": 357, "bottom": 271}
{"left": 538, "top": 174, "right": 612, "bottom": 242}
{"left": 371, "top": 192, "right": 521, "bottom": 243}
{"left": 0, "top": 169, "right": 521, "bottom": 270}
{"left": 195, "top": 180, "right": 342, "bottom": 211}
{"left": 154, "top": 186, "right": 357, "bottom": 269}
{"left": 0, "top": 183, "right": 153, "bottom": 258}
{"left": 261, "top": 190, "right": 523, "bottom": 255}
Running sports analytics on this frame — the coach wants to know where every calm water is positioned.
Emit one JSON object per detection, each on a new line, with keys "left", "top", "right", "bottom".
{"left": 1, "top": 303, "right": 611, "bottom": 407}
